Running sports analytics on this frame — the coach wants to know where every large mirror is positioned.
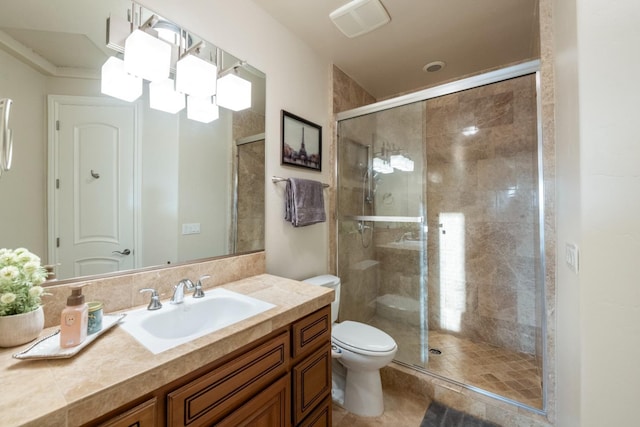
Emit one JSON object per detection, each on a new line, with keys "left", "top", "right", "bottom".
{"left": 0, "top": 0, "right": 265, "bottom": 281}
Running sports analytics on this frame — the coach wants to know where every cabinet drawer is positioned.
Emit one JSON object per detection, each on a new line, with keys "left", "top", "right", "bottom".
{"left": 98, "top": 397, "right": 157, "bottom": 427}
{"left": 292, "top": 343, "right": 331, "bottom": 425}
{"left": 297, "top": 396, "right": 331, "bottom": 427}
{"left": 216, "top": 374, "right": 291, "bottom": 427}
{"left": 291, "top": 306, "right": 331, "bottom": 360}
{"left": 167, "top": 331, "right": 290, "bottom": 426}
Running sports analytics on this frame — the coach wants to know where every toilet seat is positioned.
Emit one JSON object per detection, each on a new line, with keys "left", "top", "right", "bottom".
{"left": 332, "top": 321, "right": 397, "bottom": 356}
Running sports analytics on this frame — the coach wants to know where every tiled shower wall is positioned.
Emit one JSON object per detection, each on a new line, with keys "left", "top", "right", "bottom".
{"left": 425, "top": 75, "right": 541, "bottom": 356}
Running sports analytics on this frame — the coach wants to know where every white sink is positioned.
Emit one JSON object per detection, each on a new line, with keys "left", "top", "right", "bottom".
{"left": 120, "top": 287, "right": 276, "bottom": 354}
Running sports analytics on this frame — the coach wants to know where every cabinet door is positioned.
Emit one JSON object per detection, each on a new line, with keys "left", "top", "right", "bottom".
{"left": 292, "top": 343, "right": 331, "bottom": 425}
{"left": 297, "top": 396, "right": 331, "bottom": 427}
{"left": 292, "top": 306, "right": 331, "bottom": 360}
{"left": 98, "top": 398, "right": 156, "bottom": 427}
{"left": 215, "top": 375, "right": 291, "bottom": 427}
{"left": 167, "top": 331, "right": 289, "bottom": 426}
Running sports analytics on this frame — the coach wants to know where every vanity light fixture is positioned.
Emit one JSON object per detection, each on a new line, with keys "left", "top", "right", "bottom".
{"left": 216, "top": 67, "right": 252, "bottom": 111}
{"left": 176, "top": 42, "right": 218, "bottom": 97}
{"left": 124, "top": 28, "right": 172, "bottom": 82}
{"left": 149, "top": 78, "right": 185, "bottom": 114}
{"left": 187, "top": 95, "right": 219, "bottom": 123}
{"left": 101, "top": 56, "right": 143, "bottom": 102}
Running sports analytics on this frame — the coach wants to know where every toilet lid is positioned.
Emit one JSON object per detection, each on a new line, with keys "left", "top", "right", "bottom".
{"left": 332, "top": 321, "right": 396, "bottom": 353}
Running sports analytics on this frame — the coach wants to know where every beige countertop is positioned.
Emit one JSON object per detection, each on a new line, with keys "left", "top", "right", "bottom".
{"left": 0, "top": 274, "right": 333, "bottom": 427}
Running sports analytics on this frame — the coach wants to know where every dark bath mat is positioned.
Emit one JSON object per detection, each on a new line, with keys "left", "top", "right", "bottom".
{"left": 420, "top": 402, "right": 501, "bottom": 427}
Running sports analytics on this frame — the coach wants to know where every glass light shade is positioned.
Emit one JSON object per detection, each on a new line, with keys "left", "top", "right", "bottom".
{"left": 149, "top": 78, "right": 185, "bottom": 114}
{"left": 101, "top": 56, "right": 142, "bottom": 102}
{"left": 187, "top": 95, "right": 219, "bottom": 123}
{"left": 124, "top": 29, "right": 171, "bottom": 82}
{"left": 175, "top": 54, "right": 218, "bottom": 97}
{"left": 216, "top": 73, "right": 251, "bottom": 111}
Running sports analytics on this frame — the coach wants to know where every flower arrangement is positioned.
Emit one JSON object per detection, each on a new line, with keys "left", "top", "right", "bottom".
{"left": 0, "top": 248, "right": 48, "bottom": 316}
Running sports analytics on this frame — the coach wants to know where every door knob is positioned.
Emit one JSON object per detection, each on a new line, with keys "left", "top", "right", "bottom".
{"left": 112, "top": 249, "right": 131, "bottom": 256}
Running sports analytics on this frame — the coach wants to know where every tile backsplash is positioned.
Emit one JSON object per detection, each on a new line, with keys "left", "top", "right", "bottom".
{"left": 40, "top": 252, "right": 265, "bottom": 328}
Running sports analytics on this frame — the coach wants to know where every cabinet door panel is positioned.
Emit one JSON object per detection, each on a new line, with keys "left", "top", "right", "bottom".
{"left": 292, "top": 306, "right": 331, "bottom": 360}
{"left": 216, "top": 374, "right": 291, "bottom": 427}
{"left": 292, "top": 343, "right": 331, "bottom": 425}
{"left": 298, "top": 396, "right": 331, "bottom": 427}
{"left": 167, "top": 332, "right": 289, "bottom": 426}
{"left": 98, "top": 398, "right": 156, "bottom": 427}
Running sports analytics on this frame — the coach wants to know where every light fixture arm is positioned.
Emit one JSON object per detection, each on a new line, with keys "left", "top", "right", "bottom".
{"left": 180, "top": 40, "right": 205, "bottom": 59}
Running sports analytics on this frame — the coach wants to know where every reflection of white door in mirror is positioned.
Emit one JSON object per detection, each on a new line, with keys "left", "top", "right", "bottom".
{"left": 51, "top": 97, "right": 137, "bottom": 280}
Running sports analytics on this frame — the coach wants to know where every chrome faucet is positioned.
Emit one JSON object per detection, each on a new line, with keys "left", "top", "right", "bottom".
{"left": 170, "top": 278, "right": 195, "bottom": 304}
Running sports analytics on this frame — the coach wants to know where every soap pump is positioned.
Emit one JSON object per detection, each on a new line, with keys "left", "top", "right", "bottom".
{"left": 60, "top": 284, "right": 89, "bottom": 348}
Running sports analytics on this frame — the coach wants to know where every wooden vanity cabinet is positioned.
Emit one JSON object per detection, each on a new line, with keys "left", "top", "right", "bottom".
{"left": 291, "top": 306, "right": 332, "bottom": 426}
{"left": 88, "top": 305, "right": 332, "bottom": 427}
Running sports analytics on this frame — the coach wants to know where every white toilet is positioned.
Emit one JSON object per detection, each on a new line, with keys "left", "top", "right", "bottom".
{"left": 303, "top": 274, "right": 397, "bottom": 417}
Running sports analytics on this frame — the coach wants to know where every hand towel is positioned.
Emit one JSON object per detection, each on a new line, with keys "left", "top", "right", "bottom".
{"left": 284, "top": 178, "right": 326, "bottom": 227}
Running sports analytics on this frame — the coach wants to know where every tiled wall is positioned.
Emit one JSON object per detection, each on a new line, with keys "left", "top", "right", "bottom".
{"left": 41, "top": 252, "right": 265, "bottom": 328}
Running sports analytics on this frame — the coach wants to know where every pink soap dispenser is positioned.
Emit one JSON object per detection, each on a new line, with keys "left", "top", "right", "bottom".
{"left": 59, "top": 285, "right": 89, "bottom": 348}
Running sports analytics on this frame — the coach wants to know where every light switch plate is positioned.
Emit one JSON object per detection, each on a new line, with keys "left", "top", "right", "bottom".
{"left": 181, "top": 223, "right": 201, "bottom": 235}
{"left": 565, "top": 243, "right": 579, "bottom": 274}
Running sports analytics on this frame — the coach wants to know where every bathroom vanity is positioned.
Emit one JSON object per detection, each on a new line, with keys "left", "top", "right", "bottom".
{"left": 0, "top": 274, "right": 333, "bottom": 427}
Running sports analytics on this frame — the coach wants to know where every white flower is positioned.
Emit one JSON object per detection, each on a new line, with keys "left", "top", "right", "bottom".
{"left": 0, "top": 251, "right": 16, "bottom": 266}
{"left": 22, "top": 261, "right": 40, "bottom": 275}
{"left": 0, "top": 266, "right": 19, "bottom": 281}
{"left": 0, "top": 293, "right": 16, "bottom": 304}
{"left": 29, "top": 286, "right": 44, "bottom": 298}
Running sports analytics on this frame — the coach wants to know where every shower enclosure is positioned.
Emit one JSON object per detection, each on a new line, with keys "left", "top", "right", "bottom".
{"left": 232, "top": 134, "right": 265, "bottom": 253}
{"left": 336, "top": 62, "right": 545, "bottom": 411}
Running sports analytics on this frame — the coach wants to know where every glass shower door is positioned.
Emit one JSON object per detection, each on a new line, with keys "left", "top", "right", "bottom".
{"left": 336, "top": 101, "right": 430, "bottom": 368}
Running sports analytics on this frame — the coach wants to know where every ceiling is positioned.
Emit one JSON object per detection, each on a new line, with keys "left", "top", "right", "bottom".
{"left": 252, "top": 0, "right": 540, "bottom": 99}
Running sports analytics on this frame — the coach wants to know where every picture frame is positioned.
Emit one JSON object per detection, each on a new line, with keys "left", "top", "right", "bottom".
{"left": 281, "top": 110, "right": 322, "bottom": 171}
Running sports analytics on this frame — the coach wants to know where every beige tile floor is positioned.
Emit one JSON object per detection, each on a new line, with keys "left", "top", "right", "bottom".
{"left": 369, "top": 316, "right": 543, "bottom": 409}
{"left": 332, "top": 386, "right": 432, "bottom": 427}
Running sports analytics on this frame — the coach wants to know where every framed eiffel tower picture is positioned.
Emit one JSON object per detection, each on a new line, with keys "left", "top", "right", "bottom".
{"left": 281, "top": 110, "right": 322, "bottom": 171}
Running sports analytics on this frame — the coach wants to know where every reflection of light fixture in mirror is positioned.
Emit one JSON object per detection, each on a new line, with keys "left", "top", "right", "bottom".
{"left": 187, "top": 95, "right": 219, "bottom": 123}
{"left": 462, "top": 125, "right": 479, "bottom": 136}
{"left": 101, "top": 57, "right": 143, "bottom": 102}
{"left": 124, "top": 29, "right": 172, "bottom": 82}
{"left": 216, "top": 69, "right": 251, "bottom": 111}
{"left": 176, "top": 42, "right": 217, "bottom": 97}
{"left": 390, "top": 153, "right": 414, "bottom": 172}
{"left": 149, "top": 78, "right": 185, "bottom": 113}
{"left": 372, "top": 157, "right": 393, "bottom": 174}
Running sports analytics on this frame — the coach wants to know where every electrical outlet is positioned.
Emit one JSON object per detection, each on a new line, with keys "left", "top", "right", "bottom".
{"left": 565, "top": 243, "right": 579, "bottom": 274}
{"left": 181, "top": 223, "right": 201, "bottom": 235}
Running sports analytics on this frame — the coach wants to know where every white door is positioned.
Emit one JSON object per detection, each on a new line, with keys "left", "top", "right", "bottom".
{"left": 52, "top": 99, "right": 137, "bottom": 280}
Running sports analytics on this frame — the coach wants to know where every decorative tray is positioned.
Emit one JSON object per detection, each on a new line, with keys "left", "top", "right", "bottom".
{"left": 12, "top": 313, "right": 126, "bottom": 360}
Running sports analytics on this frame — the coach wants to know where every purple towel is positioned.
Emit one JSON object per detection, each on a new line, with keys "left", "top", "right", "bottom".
{"left": 285, "top": 178, "right": 326, "bottom": 227}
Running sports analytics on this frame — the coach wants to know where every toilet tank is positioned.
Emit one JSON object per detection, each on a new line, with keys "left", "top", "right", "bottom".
{"left": 302, "top": 274, "right": 340, "bottom": 324}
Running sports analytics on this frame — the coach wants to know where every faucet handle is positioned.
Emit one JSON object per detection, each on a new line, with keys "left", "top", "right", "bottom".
{"left": 139, "top": 288, "right": 162, "bottom": 310}
{"left": 193, "top": 275, "right": 210, "bottom": 299}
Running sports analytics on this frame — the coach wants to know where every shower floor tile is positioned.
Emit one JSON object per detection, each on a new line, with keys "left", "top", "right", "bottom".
{"left": 369, "top": 315, "right": 543, "bottom": 409}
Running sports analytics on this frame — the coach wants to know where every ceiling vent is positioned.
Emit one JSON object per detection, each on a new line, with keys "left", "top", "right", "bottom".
{"left": 330, "top": 0, "right": 391, "bottom": 38}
